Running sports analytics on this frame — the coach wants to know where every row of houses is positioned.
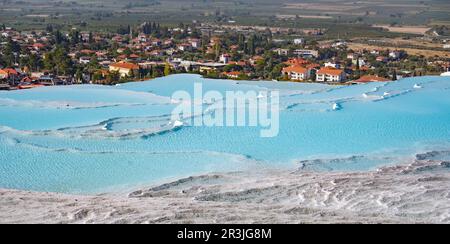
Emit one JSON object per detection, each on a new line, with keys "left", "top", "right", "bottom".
{"left": 106, "top": 54, "right": 343, "bottom": 81}
{"left": 282, "top": 65, "right": 347, "bottom": 83}
{"left": 281, "top": 58, "right": 348, "bottom": 83}
{"left": 280, "top": 57, "right": 395, "bottom": 83}
{"left": 282, "top": 64, "right": 391, "bottom": 84}
{"left": 3, "top": 23, "right": 446, "bottom": 88}
{"left": 0, "top": 67, "right": 74, "bottom": 90}
{"left": 106, "top": 59, "right": 231, "bottom": 78}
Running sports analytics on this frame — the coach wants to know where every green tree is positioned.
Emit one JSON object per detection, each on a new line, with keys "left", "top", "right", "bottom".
{"left": 75, "top": 68, "right": 83, "bottom": 83}
{"left": 69, "top": 29, "right": 80, "bottom": 45}
{"left": 53, "top": 30, "right": 64, "bottom": 45}
{"left": 2, "top": 37, "right": 20, "bottom": 66}
{"left": 128, "top": 69, "right": 135, "bottom": 79}
{"left": 88, "top": 32, "right": 94, "bottom": 44}
{"left": 86, "top": 56, "right": 100, "bottom": 77}
{"left": 92, "top": 72, "right": 103, "bottom": 83}
{"left": 224, "top": 64, "right": 242, "bottom": 72}
{"left": 106, "top": 71, "right": 120, "bottom": 85}
{"left": 246, "top": 35, "right": 256, "bottom": 56}
{"left": 43, "top": 52, "right": 55, "bottom": 71}
{"left": 46, "top": 24, "right": 53, "bottom": 33}
{"left": 53, "top": 47, "right": 73, "bottom": 75}
{"left": 164, "top": 62, "right": 171, "bottom": 76}
{"left": 43, "top": 46, "right": 73, "bottom": 75}
{"left": 214, "top": 43, "right": 221, "bottom": 60}
{"left": 28, "top": 53, "right": 41, "bottom": 72}
{"left": 271, "top": 64, "right": 285, "bottom": 80}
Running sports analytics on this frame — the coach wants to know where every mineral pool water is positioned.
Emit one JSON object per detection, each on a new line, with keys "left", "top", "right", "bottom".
{"left": 1, "top": 74, "right": 449, "bottom": 193}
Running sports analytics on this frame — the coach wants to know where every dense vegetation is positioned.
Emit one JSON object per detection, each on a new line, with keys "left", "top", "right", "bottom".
{"left": 1, "top": 1, "right": 449, "bottom": 86}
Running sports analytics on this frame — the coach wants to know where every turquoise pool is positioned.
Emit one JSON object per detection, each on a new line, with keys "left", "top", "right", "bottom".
{"left": 1, "top": 74, "right": 449, "bottom": 193}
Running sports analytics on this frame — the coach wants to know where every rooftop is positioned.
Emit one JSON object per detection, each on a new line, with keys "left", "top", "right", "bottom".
{"left": 282, "top": 65, "right": 308, "bottom": 74}
{"left": 110, "top": 62, "right": 139, "bottom": 70}
{"left": 354, "top": 75, "right": 390, "bottom": 83}
{"left": 317, "top": 67, "right": 344, "bottom": 76}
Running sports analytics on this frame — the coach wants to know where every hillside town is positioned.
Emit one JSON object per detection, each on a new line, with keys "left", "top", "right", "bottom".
{"left": 1, "top": 22, "right": 450, "bottom": 90}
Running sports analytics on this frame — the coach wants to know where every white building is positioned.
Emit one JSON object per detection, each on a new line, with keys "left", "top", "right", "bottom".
{"left": 332, "top": 41, "right": 347, "bottom": 48}
{"left": 293, "top": 38, "right": 305, "bottom": 45}
{"left": 324, "top": 62, "right": 341, "bottom": 69}
{"left": 352, "top": 58, "right": 366, "bottom": 66}
{"left": 293, "top": 49, "right": 319, "bottom": 58}
{"left": 281, "top": 65, "right": 310, "bottom": 81}
{"left": 191, "top": 39, "right": 201, "bottom": 48}
{"left": 109, "top": 62, "right": 140, "bottom": 78}
{"left": 389, "top": 51, "right": 401, "bottom": 60}
{"left": 347, "top": 53, "right": 357, "bottom": 60}
{"left": 273, "top": 48, "right": 289, "bottom": 56}
{"left": 79, "top": 56, "right": 91, "bottom": 64}
{"left": 219, "top": 54, "right": 231, "bottom": 64}
{"left": 316, "top": 67, "right": 346, "bottom": 83}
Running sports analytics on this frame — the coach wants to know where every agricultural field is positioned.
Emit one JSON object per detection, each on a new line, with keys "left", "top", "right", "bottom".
{"left": 0, "top": 0, "right": 450, "bottom": 37}
{"left": 347, "top": 42, "right": 450, "bottom": 58}
{"left": 372, "top": 25, "right": 432, "bottom": 35}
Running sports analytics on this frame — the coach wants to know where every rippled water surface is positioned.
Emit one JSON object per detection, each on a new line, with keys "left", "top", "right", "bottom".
{"left": 1, "top": 74, "right": 450, "bottom": 193}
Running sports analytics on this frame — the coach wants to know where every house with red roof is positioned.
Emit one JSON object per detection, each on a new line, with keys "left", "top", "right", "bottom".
{"left": 80, "top": 49, "right": 96, "bottom": 55}
{"left": 282, "top": 65, "right": 310, "bottom": 81}
{"left": 351, "top": 75, "right": 390, "bottom": 84}
{"left": 2, "top": 68, "right": 18, "bottom": 76}
{"left": 0, "top": 68, "right": 20, "bottom": 85}
{"left": 284, "top": 58, "right": 310, "bottom": 66}
{"left": 316, "top": 67, "right": 346, "bottom": 83}
{"left": 227, "top": 61, "right": 247, "bottom": 67}
{"left": 281, "top": 58, "right": 318, "bottom": 81}
{"left": 0, "top": 69, "right": 9, "bottom": 79}
{"left": 116, "top": 54, "right": 128, "bottom": 61}
{"left": 222, "top": 71, "right": 242, "bottom": 79}
{"left": 109, "top": 62, "right": 139, "bottom": 77}
{"left": 1, "top": 68, "right": 19, "bottom": 81}
{"left": 32, "top": 43, "right": 46, "bottom": 51}
{"left": 128, "top": 54, "right": 140, "bottom": 60}
{"left": 249, "top": 56, "right": 264, "bottom": 66}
